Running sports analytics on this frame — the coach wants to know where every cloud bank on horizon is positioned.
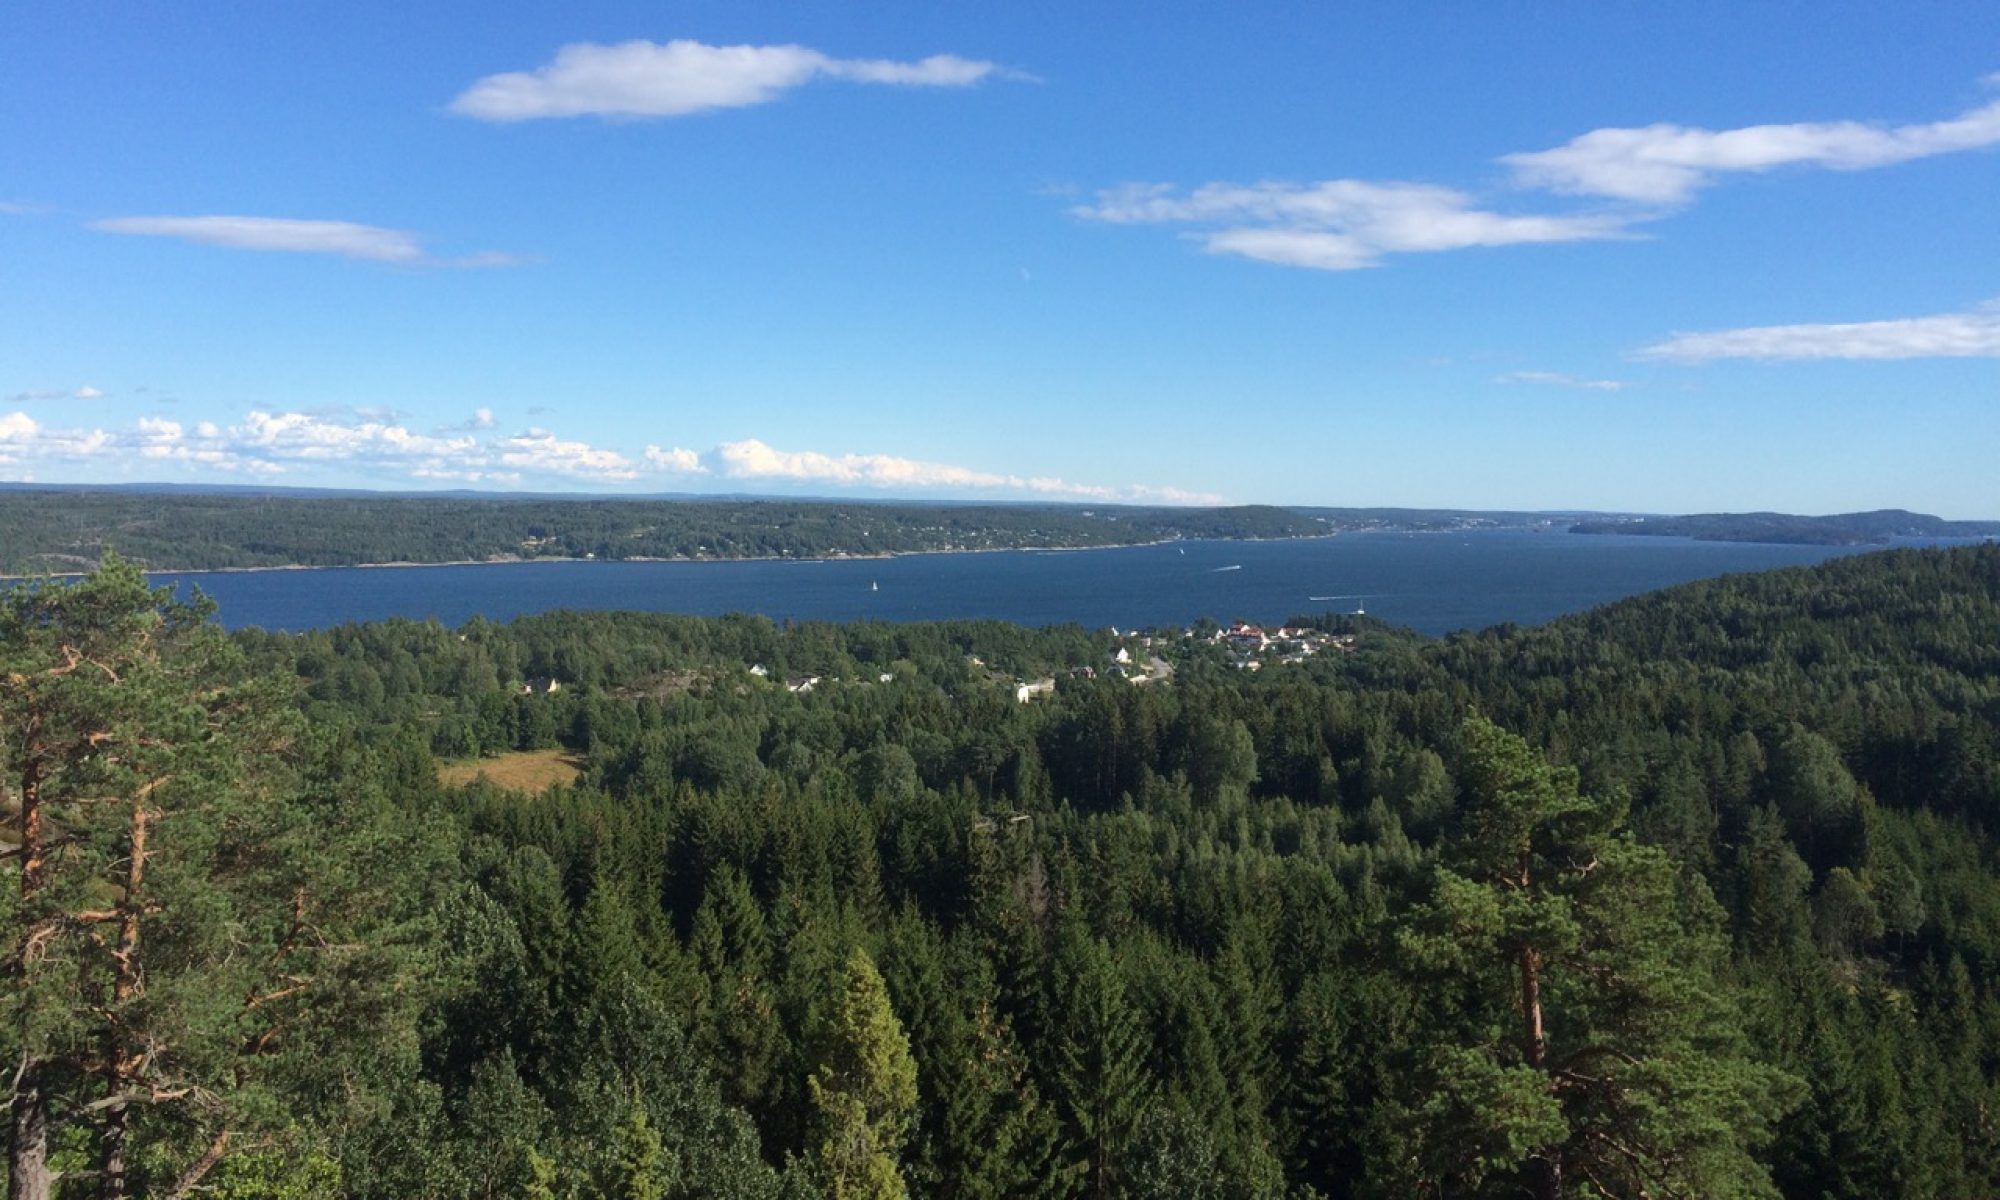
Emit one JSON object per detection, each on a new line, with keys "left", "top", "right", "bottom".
{"left": 0, "top": 408, "right": 1222, "bottom": 504}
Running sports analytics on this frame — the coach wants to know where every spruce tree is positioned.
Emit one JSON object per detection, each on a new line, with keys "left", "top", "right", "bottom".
{"left": 808, "top": 947, "right": 919, "bottom": 1199}
{"left": 1048, "top": 926, "right": 1152, "bottom": 1199}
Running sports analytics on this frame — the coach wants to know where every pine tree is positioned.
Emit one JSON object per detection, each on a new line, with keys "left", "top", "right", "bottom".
{"left": 1388, "top": 714, "right": 1797, "bottom": 1198}
{"left": 3, "top": 558, "right": 398, "bottom": 1198}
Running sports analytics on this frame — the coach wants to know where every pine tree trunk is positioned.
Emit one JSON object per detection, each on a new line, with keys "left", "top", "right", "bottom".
{"left": 11, "top": 725, "right": 54, "bottom": 1200}
{"left": 1520, "top": 944, "right": 1562, "bottom": 1200}
{"left": 98, "top": 1108, "right": 131, "bottom": 1200}
{"left": 98, "top": 794, "right": 151, "bottom": 1200}
{"left": 9, "top": 1060, "right": 53, "bottom": 1200}
{"left": 18, "top": 722, "right": 47, "bottom": 894}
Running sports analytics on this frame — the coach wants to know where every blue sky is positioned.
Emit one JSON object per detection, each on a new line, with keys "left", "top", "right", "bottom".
{"left": 4, "top": 3, "right": 1997, "bottom": 514}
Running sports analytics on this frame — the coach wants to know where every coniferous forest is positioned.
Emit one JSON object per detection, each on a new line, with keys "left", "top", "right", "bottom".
{"left": 6, "top": 544, "right": 2000, "bottom": 1198}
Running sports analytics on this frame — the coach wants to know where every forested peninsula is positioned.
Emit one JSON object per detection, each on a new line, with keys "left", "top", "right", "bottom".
{"left": 0, "top": 491, "right": 1550, "bottom": 575}
{"left": 1569, "top": 507, "right": 2000, "bottom": 545}
{"left": 8, "top": 489, "right": 1994, "bottom": 575}
{"left": 7, "top": 544, "right": 2000, "bottom": 1197}
{"left": 0, "top": 492, "right": 1320, "bottom": 574}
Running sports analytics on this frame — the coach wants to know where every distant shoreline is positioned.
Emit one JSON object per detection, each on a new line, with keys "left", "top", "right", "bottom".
{"left": 11, "top": 528, "right": 1987, "bottom": 583}
{"left": 3, "top": 535, "right": 1228, "bottom": 581}
{"left": 0, "top": 531, "right": 1418, "bottom": 582}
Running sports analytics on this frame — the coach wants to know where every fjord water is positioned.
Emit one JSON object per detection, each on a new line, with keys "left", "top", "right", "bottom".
{"left": 151, "top": 530, "right": 1894, "bottom": 636}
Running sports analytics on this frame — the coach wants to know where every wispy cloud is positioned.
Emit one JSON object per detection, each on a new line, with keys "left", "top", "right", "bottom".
{"left": 450, "top": 38, "right": 1015, "bottom": 122}
{"left": 89, "top": 215, "right": 524, "bottom": 267}
{"left": 1504, "top": 96, "right": 2000, "bottom": 204}
{"left": 435, "top": 407, "right": 498, "bottom": 434}
{"left": 9, "top": 384, "right": 107, "bottom": 403}
{"left": 1493, "top": 370, "right": 1627, "bottom": 392}
{"left": 1638, "top": 300, "right": 2000, "bottom": 362}
{"left": 1074, "top": 180, "right": 1633, "bottom": 271}
{"left": 1082, "top": 79, "right": 2000, "bottom": 272}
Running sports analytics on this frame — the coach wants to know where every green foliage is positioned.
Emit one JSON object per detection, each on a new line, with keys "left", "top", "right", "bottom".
{"left": 206, "top": 1146, "right": 344, "bottom": 1199}
{"left": 808, "top": 948, "right": 919, "bottom": 1200}
{"left": 1391, "top": 715, "right": 1794, "bottom": 1197}
{"left": 1049, "top": 926, "right": 1153, "bottom": 1198}
{"left": 13, "top": 545, "right": 2000, "bottom": 1196}
{"left": 0, "top": 492, "right": 1334, "bottom": 573}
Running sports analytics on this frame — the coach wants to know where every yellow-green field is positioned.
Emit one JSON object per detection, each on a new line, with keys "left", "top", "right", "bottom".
{"left": 437, "top": 749, "right": 584, "bottom": 792}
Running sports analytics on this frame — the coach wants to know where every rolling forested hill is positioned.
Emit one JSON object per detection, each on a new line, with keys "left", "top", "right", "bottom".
{"left": 5, "top": 545, "right": 2000, "bottom": 1197}
{"left": 1569, "top": 508, "right": 2000, "bottom": 545}
{"left": 0, "top": 492, "right": 1335, "bottom": 573}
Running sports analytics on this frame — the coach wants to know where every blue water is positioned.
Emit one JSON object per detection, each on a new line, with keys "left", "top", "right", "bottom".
{"left": 147, "top": 530, "right": 1916, "bottom": 637}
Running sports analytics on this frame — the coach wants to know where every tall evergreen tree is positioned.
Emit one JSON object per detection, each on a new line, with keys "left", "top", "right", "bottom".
{"left": 1048, "top": 926, "right": 1153, "bottom": 1200}
{"left": 808, "top": 947, "right": 919, "bottom": 1200}
{"left": 3, "top": 560, "right": 443, "bottom": 1197}
{"left": 1389, "top": 714, "right": 1796, "bottom": 1198}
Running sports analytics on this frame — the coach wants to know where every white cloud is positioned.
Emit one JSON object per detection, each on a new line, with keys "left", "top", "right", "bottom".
{"left": 1081, "top": 79, "right": 2000, "bottom": 272}
{"left": 713, "top": 437, "right": 1016, "bottom": 489}
{"left": 497, "top": 430, "right": 639, "bottom": 481}
{"left": 450, "top": 39, "right": 1008, "bottom": 122}
{"left": 1638, "top": 300, "right": 2000, "bottom": 362}
{"left": 1505, "top": 97, "right": 2000, "bottom": 204}
{"left": 0, "top": 411, "right": 37, "bottom": 443}
{"left": 0, "top": 412, "right": 116, "bottom": 467}
{"left": 436, "top": 408, "right": 499, "bottom": 434}
{"left": 0, "top": 410, "right": 1219, "bottom": 503}
{"left": 1075, "top": 180, "right": 1634, "bottom": 271}
{"left": 235, "top": 410, "right": 479, "bottom": 461}
{"left": 645, "top": 444, "right": 706, "bottom": 473}
{"left": 1494, "top": 370, "right": 1627, "bottom": 392}
{"left": 700, "top": 437, "right": 1221, "bottom": 504}
{"left": 90, "top": 215, "right": 521, "bottom": 267}
{"left": 8, "top": 385, "right": 105, "bottom": 403}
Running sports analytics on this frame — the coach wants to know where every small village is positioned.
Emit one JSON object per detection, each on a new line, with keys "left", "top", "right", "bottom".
{"left": 737, "top": 620, "right": 1362, "bottom": 703}
{"left": 998, "top": 621, "right": 1362, "bottom": 703}
{"left": 1203, "top": 620, "right": 1362, "bottom": 670}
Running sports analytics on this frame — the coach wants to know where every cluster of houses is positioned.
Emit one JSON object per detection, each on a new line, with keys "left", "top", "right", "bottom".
{"left": 728, "top": 620, "right": 1360, "bottom": 706}
{"left": 1209, "top": 622, "right": 1359, "bottom": 670}
{"left": 1010, "top": 638, "right": 1178, "bottom": 703}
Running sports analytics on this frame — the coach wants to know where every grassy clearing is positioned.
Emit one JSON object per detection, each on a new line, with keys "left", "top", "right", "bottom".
{"left": 437, "top": 748, "right": 584, "bottom": 793}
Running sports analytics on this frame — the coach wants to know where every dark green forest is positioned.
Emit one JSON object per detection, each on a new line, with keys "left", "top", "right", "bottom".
{"left": 7, "top": 546, "right": 2000, "bottom": 1197}
{"left": 0, "top": 494, "right": 1342, "bottom": 574}
{"left": 1569, "top": 509, "right": 2000, "bottom": 545}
